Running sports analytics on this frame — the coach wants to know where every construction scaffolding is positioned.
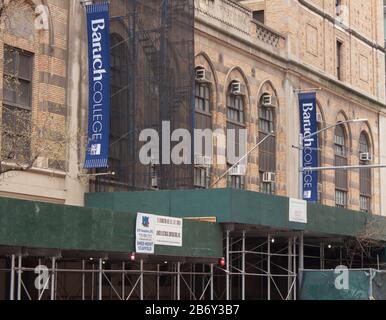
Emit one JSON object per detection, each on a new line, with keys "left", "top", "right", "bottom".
{"left": 90, "top": 0, "right": 195, "bottom": 192}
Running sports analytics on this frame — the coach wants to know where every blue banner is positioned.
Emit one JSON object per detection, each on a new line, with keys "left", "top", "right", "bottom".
{"left": 84, "top": 2, "right": 111, "bottom": 169}
{"left": 299, "top": 92, "right": 318, "bottom": 202}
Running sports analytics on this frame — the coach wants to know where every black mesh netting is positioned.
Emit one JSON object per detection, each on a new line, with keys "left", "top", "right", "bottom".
{"left": 92, "top": 0, "right": 195, "bottom": 192}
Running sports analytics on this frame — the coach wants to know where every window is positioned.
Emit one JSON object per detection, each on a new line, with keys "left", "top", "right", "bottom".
{"left": 335, "top": 124, "right": 348, "bottom": 208}
{"left": 194, "top": 167, "right": 209, "bottom": 189}
{"left": 227, "top": 170, "right": 245, "bottom": 189}
{"left": 227, "top": 82, "right": 246, "bottom": 189}
{"left": 195, "top": 82, "right": 210, "bottom": 113}
{"left": 253, "top": 10, "right": 265, "bottom": 24}
{"left": 359, "top": 132, "right": 371, "bottom": 213}
{"left": 194, "top": 72, "right": 212, "bottom": 189}
{"left": 336, "top": 0, "right": 342, "bottom": 16}
{"left": 336, "top": 41, "right": 343, "bottom": 80}
{"left": 258, "top": 95, "right": 276, "bottom": 194}
{"left": 336, "top": 189, "right": 347, "bottom": 208}
{"left": 227, "top": 93, "right": 244, "bottom": 124}
{"left": 2, "top": 45, "right": 33, "bottom": 163}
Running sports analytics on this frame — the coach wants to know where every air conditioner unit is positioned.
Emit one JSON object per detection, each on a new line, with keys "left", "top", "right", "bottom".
{"left": 316, "top": 112, "right": 323, "bottom": 123}
{"left": 231, "top": 81, "right": 246, "bottom": 95}
{"left": 229, "top": 164, "right": 246, "bottom": 176}
{"left": 262, "top": 172, "right": 276, "bottom": 183}
{"left": 151, "top": 176, "right": 158, "bottom": 188}
{"left": 360, "top": 152, "right": 372, "bottom": 162}
{"left": 194, "top": 154, "right": 212, "bottom": 167}
{"left": 195, "top": 68, "right": 212, "bottom": 82}
{"left": 262, "top": 94, "right": 273, "bottom": 107}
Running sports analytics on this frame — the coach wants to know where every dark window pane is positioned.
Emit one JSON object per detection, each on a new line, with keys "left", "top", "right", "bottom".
{"left": 3, "top": 47, "right": 16, "bottom": 75}
{"left": 18, "top": 53, "right": 33, "bottom": 80}
{"left": 16, "top": 80, "right": 32, "bottom": 107}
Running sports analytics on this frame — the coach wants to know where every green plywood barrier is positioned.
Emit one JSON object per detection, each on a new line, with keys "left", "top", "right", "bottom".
{"left": 300, "top": 269, "right": 386, "bottom": 300}
{"left": 0, "top": 197, "right": 223, "bottom": 258}
{"left": 86, "top": 189, "right": 386, "bottom": 241}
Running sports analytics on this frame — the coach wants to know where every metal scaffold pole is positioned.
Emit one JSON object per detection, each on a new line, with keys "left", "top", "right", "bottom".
{"left": 157, "top": 264, "right": 160, "bottom": 301}
{"left": 140, "top": 259, "right": 144, "bottom": 300}
{"left": 288, "top": 238, "right": 293, "bottom": 300}
{"left": 226, "top": 229, "right": 230, "bottom": 301}
{"left": 177, "top": 262, "right": 181, "bottom": 300}
{"left": 17, "top": 255, "right": 22, "bottom": 301}
{"left": 299, "top": 232, "right": 304, "bottom": 288}
{"left": 122, "top": 262, "right": 125, "bottom": 301}
{"left": 267, "top": 235, "right": 271, "bottom": 301}
{"left": 51, "top": 257, "right": 56, "bottom": 300}
{"left": 10, "top": 254, "right": 15, "bottom": 300}
{"left": 98, "top": 259, "right": 103, "bottom": 301}
{"left": 293, "top": 237, "right": 297, "bottom": 299}
{"left": 242, "top": 230, "right": 246, "bottom": 301}
{"left": 210, "top": 263, "right": 214, "bottom": 301}
{"left": 82, "top": 260, "right": 85, "bottom": 300}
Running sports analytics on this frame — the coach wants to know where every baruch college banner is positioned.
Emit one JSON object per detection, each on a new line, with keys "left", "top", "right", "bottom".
{"left": 299, "top": 92, "right": 318, "bottom": 202}
{"left": 84, "top": 2, "right": 111, "bottom": 169}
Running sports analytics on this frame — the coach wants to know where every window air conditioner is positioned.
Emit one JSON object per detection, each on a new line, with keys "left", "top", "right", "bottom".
{"left": 229, "top": 164, "right": 246, "bottom": 176}
{"left": 262, "top": 172, "right": 276, "bottom": 183}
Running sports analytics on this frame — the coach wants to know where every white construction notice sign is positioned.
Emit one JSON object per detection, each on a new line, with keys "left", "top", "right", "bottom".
{"left": 289, "top": 198, "right": 308, "bottom": 224}
{"left": 154, "top": 215, "right": 183, "bottom": 247}
{"left": 136, "top": 213, "right": 183, "bottom": 254}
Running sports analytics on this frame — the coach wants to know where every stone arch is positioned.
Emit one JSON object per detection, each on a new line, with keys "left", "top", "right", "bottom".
{"left": 335, "top": 109, "right": 353, "bottom": 149}
{"left": 224, "top": 66, "right": 251, "bottom": 122}
{"left": 195, "top": 51, "right": 218, "bottom": 110}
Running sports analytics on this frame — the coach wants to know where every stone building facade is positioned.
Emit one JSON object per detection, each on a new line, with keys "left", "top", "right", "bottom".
{"left": 0, "top": 0, "right": 385, "bottom": 215}
{"left": 195, "top": 0, "right": 386, "bottom": 215}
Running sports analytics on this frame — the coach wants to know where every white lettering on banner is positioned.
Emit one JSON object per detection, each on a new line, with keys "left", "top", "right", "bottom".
{"left": 89, "top": 18, "right": 106, "bottom": 145}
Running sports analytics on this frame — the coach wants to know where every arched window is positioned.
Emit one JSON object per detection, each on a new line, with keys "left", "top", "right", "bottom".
{"left": 194, "top": 67, "right": 212, "bottom": 188}
{"left": 258, "top": 94, "right": 276, "bottom": 194}
{"left": 226, "top": 81, "right": 246, "bottom": 189}
{"left": 334, "top": 124, "right": 348, "bottom": 208}
{"left": 359, "top": 132, "right": 371, "bottom": 213}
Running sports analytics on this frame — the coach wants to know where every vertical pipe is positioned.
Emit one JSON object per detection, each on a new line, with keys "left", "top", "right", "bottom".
{"left": 10, "top": 254, "right": 15, "bottom": 301}
{"left": 320, "top": 242, "right": 324, "bottom": 269}
{"left": 177, "top": 262, "right": 181, "bottom": 301}
{"left": 140, "top": 259, "right": 144, "bottom": 301}
{"left": 210, "top": 263, "right": 214, "bottom": 301}
{"left": 226, "top": 230, "right": 230, "bottom": 301}
{"left": 267, "top": 235, "right": 271, "bottom": 301}
{"left": 82, "top": 260, "right": 85, "bottom": 301}
{"left": 288, "top": 238, "right": 293, "bottom": 300}
{"left": 51, "top": 257, "right": 56, "bottom": 300}
{"left": 98, "top": 259, "right": 103, "bottom": 301}
{"left": 17, "top": 255, "right": 22, "bottom": 301}
{"left": 122, "top": 262, "right": 125, "bottom": 301}
{"left": 242, "top": 231, "right": 246, "bottom": 301}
